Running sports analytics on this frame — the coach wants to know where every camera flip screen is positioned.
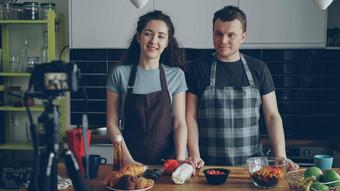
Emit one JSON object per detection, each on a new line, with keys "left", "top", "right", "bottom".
{"left": 44, "top": 73, "right": 69, "bottom": 91}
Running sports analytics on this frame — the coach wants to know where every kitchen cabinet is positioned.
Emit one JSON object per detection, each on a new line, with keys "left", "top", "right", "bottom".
{"left": 69, "top": 0, "right": 154, "bottom": 48}
{"left": 239, "top": 0, "right": 326, "bottom": 49}
{"left": 69, "top": 0, "right": 236, "bottom": 49}
{"left": 326, "top": 0, "right": 340, "bottom": 48}
{"left": 0, "top": 11, "right": 66, "bottom": 153}
{"left": 70, "top": 0, "right": 326, "bottom": 49}
{"left": 154, "top": 0, "right": 238, "bottom": 48}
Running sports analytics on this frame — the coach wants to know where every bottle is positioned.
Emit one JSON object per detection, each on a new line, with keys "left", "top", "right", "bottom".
{"left": 2, "top": 3, "right": 10, "bottom": 20}
{"left": 11, "top": 114, "right": 17, "bottom": 142}
{"left": 23, "top": 2, "right": 39, "bottom": 20}
{"left": 40, "top": 31, "right": 48, "bottom": 63}
{"left": 21, "top": 38, "right": 30, "bottom": 72}
{"left": 0, "top": 84, "right": 4, "bottom": 106}
{"left": 113, "top": 135, "right": 123, "bottom": 171}
{"left": 40, "top": 3, "right": 55, "bottom": 20}
{"left": 26, "top": 56, "right": 40, "bottom": 73}
{"left": 10, "top": 3, "right": 24, "bottom": 20}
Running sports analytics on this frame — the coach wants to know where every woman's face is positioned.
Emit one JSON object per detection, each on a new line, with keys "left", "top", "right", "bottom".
{"left": 137, "top": 20, "right": 169, "bottom": 61}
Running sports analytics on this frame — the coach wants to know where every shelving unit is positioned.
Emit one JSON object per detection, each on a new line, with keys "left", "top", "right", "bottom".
{"left": 0, "top": 11, "right": 65, "bottom": 152}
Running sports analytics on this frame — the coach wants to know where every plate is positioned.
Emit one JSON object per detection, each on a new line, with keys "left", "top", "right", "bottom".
{"left": 106, "top": 185, "right": 153, "bottom": 191}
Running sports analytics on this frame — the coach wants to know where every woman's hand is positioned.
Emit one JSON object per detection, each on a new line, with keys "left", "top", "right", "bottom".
{"left": 184, "top": 155, "right": 205, "bottom": 176}
{"left": 123, "top": 158, "right": 143, "bottom": 166}
{"left": 287, "top": 158, "right": 299, "bottom": 171}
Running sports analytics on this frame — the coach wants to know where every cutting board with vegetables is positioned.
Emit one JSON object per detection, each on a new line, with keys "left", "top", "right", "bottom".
{"left": 198, "top": 166, "right": 250, "bottom": 179}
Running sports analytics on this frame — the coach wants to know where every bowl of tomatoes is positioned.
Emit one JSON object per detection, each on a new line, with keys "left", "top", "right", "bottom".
{"left": 203, "top": 168, "right": 231, "bottom": 185}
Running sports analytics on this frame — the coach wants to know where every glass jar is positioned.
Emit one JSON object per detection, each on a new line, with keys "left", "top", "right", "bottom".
{"left": 7, "top": 86, "right": 23, "bottom": 107}
{"left": 23, "top": 2, "right": 39, "bottom": 20}
{"left": 40, "top": 3, "right": 55, "bottom": 20}
{"left": 10, "top": 3, "right": 24, "bottom": 20}
{"left": 27, "top": 56, "right": 40, "bottom": 73}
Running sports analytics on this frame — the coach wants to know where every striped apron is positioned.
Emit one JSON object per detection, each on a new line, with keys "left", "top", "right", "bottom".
{"left": 198, "top": 53, "right": 263, "bottom": 166}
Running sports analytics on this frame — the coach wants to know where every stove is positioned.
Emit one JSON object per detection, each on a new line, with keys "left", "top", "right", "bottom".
{"left": 262, "top": 146, "right": 333, "bottom": 167}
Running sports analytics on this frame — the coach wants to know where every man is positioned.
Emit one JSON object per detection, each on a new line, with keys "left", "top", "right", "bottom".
{"left": 185, "top": 6, "right": 298, "bottom": 171}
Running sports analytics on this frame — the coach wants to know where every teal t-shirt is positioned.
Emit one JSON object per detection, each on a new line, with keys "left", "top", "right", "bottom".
{"left": 106, "top": 64, "right": 187, "bottom": 127}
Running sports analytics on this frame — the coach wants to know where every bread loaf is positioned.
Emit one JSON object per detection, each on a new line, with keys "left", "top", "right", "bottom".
{"left": 104, "top": 165, "right": 146, "bottom": 187}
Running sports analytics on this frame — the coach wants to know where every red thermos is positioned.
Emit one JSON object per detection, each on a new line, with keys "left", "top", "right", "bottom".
{"left": 66, "top": 128, "right": 91, "bottom": 175}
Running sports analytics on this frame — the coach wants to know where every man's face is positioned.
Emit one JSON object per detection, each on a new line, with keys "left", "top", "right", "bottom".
{"left": 213, "top": 18, "right": 246, "bottom": 62}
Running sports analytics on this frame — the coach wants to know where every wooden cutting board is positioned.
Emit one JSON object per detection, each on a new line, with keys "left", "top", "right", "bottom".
{"left": 198, "top": 166, "right": 250, "bottom": 179}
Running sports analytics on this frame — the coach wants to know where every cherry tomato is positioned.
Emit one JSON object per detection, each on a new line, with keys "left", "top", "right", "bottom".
{"left": 215, "top": 171, "right": 220, "bottom": 175}
{"left": 207, "top": 170, "right": 214, "bottom": 175}
{"left": 220, "top": 172, "right": 225, "bottom": 175}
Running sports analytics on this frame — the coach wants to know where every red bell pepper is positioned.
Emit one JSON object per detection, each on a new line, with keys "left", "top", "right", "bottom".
{"left": 162, "top": 159, "right": 179, "bottom": 175}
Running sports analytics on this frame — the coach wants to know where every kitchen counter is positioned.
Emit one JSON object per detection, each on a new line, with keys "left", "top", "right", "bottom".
{"left": 57, "top": 163, "right": 292, "bottom": 191}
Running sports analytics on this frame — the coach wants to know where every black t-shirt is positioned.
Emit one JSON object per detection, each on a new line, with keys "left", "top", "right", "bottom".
{"left": 186, "top": 53, "right": 275, "bottom": 98}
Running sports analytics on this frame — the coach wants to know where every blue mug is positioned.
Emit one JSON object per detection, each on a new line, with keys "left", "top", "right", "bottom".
{"left": 314, "top": 155, "right": 333, "bottom": 170}
{"left": 82, "top": 154, "right": 107, "bottom": 179}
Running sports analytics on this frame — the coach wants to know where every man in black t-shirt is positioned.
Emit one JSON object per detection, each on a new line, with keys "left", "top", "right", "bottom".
{"left": 185, "top": 6, "right": 299, "bottom": 171}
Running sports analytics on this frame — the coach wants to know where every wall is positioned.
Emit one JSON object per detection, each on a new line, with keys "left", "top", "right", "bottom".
{"left": 69, "top": 48, "right": 340, "bottom": 140}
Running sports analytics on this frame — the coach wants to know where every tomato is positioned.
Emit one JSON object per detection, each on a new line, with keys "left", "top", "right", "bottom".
{"left": 207, "top": 170, "right": 225, "bottom": 175}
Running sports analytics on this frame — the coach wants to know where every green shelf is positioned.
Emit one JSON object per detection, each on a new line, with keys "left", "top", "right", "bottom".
{"left": 0, "top": 11, "right": 65, "bottom": 154}
{"left": 0, "top": 105, "right": 44, "bottom": 111}
{"left": 0, "top": 142, "right": 33, "bottom": 150}
{"left": 0, "top": 72, "right": 30, "bottom": 77}
{"left": 0, "top": 20, "right": 47, "bottom": 24}
{"left": 0, "top": 142, "right": 45, "bottom": 150}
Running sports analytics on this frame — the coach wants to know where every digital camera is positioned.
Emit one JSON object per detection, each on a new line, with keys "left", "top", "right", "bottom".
{"left": 28, "top": 61, "right": 80, "bottom": 98}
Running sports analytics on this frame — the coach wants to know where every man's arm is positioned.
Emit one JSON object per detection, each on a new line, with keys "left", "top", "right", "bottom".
{"left": 262, "top": 91, "right": 299, "bottom": 170}
{"left": 186, "top": 92, "right": 205, "bottom": 170}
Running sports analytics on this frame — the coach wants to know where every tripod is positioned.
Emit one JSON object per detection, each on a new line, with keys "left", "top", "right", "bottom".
{"left": 28, "top": 98, "right": 89, "bottom": 191}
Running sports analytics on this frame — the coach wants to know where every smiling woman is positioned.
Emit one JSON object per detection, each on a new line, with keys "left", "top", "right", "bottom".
{"left": 106, "top": 10, "right": 188, "bottom": 166}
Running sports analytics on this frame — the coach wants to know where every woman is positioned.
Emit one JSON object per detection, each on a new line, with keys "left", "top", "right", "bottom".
{"left": 106, "top": 10, "right": 188, "bottom": 165}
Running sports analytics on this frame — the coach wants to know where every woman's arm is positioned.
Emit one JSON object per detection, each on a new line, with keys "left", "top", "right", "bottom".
{"left": 172, "top": 91, "right": 188, "bottom": 161}
{"left": 106, "top": 89, "right": 141, "bottom": 166}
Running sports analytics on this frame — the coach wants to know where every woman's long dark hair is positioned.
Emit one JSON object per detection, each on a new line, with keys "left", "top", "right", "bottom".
{"left": 117, "top": 10, "right": 185, "bottom": 70}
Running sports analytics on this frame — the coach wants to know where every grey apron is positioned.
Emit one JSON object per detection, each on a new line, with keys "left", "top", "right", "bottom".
{"left": 198, "top": 53, "right": 263, "bottom": 166}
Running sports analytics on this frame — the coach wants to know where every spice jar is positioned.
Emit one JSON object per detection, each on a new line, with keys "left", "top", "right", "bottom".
{"left": 10, "top": 3, "right": 24, "bottom": 20}
{"left": 40, "top": 3, "right": 55, "bottom": 20}
{"left": 26, "top": 56, "right": 40, "bottom": 73}
{"left": 7, "top": 86, "right": 23, "bottom": 107}
{"left": 23, "top": 2, "right": 39, "bottom": 20}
